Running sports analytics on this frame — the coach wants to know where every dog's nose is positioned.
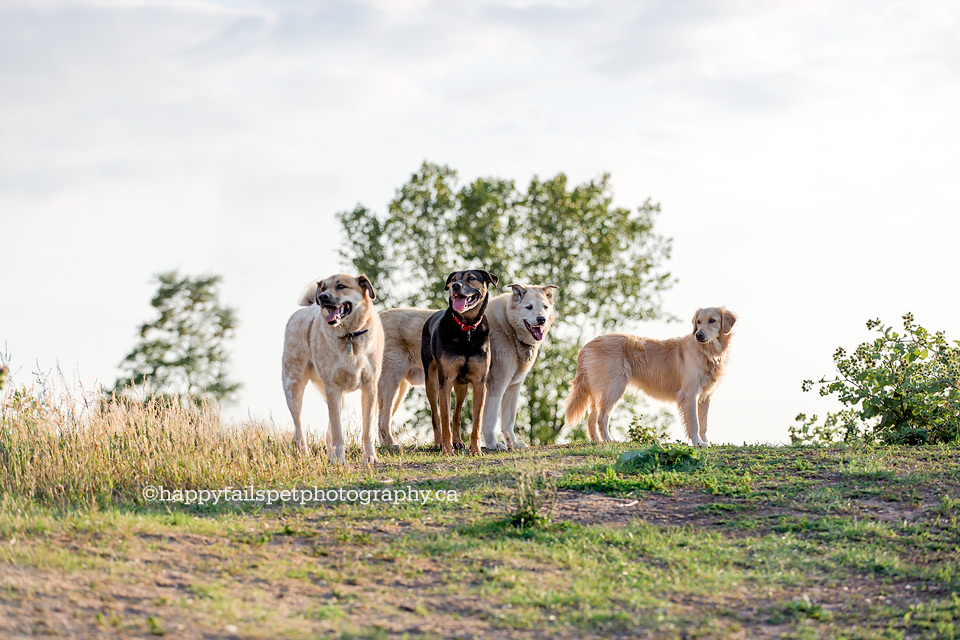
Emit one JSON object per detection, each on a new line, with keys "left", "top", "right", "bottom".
{"left": 695, "top": 331, "right": 705, "bottom": 341}
{"left": 317, "top": 292, "right": 333, "bottom": 305}
{"left": 451, "top": 281, "right": 463, "bottom": 292}
{"left": 536, "top": 315, "right": 546, "bottom": 325}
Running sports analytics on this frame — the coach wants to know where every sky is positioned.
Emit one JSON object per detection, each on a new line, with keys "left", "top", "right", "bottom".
{"left": 1, "top": 0, "right": 958, "bottom": 445}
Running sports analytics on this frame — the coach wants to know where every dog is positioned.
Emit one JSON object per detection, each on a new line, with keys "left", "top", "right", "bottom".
{"left": 281, "top": 273, "right": 384, "bottom": 464}
{"left": 420, "top": 269, "right": 498, "bottom": 455}
{"left": 377, "top": 284, "right": 558, "bottom": 450}
{"left": 564, "top": 307, "right": 736, "bottom": 446}
{"left": 480, "top": 284, "right": 558, "bottom": 450}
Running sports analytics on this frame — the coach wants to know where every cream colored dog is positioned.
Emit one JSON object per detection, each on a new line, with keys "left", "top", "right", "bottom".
{"left": 564, "top": 307, "right": 736, "bottom": 446}
{"left": 281, "top": 273, "right": 383, "bottom": 464}
{"left": 376, "top": 284, "right": 557, "bottom": 450}
{"left": 481, "top": 284, "right": 557, "bottom": 450}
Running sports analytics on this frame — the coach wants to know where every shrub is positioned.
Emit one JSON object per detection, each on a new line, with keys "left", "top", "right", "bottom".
{"left": 615, "top": 443, "right": 706, "bottom": 474}
{"left": 792, "top": 314, "right": 960, "bottom": 445}
{"left": 626, "top": 410, "right": 672, "bottom": 444}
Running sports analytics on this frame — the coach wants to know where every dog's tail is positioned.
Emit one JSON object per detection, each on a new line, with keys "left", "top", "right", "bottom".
{"left": 564, "top": 363, "right": 592, "bottom": 426}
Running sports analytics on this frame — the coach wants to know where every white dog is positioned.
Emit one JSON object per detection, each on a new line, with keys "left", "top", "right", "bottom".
{"left": 281, "top": 273, "right": 384, "bottom": 464}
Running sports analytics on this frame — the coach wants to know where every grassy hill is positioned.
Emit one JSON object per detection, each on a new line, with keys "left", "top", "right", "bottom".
{"left": 1, "top": 417, "right": 958, "bottom": 640}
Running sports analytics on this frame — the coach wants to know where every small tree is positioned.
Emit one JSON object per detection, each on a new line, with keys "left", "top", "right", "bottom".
{"left": 113, "top": 271, "right": 240, "bottom": 404}
{"left": 792, "top": 313, "right": 960, "bottom": 445}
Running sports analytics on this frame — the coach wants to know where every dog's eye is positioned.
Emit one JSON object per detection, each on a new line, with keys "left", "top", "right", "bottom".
{"left": 709, "top": 318, "right": 716, "bottom": 323}
{"left": 336, "top": 284, "right": 345, "bottom": 290}
{"left": 526, "top": 305, "right": 533, "bottom": 310}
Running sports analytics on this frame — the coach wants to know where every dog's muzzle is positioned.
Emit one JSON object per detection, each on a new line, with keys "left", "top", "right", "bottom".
{"left": 317, "top": 293, "right": 353, "bottom": 326}
{"left": 450, "top": 284, "right": 481, "bottom": 314}
{"left": 523, "top": 319, "right": 545, "bottom": 342}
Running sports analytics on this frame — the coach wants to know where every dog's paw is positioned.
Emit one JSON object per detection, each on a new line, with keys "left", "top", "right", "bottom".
{"left": 453, "top": 441, "right": 467, "bottom": 452}
{"left": 362, "top": 451, "right": 378, "bottom": 465}
{"left": 293, "top": 434, "right": 309, "bottom": 454}
{"left": 469, "top": 446, "right": 483, "bottom": 456}
{"left": 692, "top": 440, "right": 709, "bottom": 447}
{"left": 508, "top": 440, "right": 529, "bottom": 450}
{"left": 441, "top": 445, "right": 455, "bottom": 456}
{"left": 329, "top": 445, "right": 347, "bottom": 465}
{"left": 484, "top": 441, "right": 508, "bottom": 452}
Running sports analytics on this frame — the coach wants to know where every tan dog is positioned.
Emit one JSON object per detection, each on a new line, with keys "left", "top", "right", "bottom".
{"left": 565, "top": 307, "right": 736, "bottom": 446}
{"left": 376, "top": 284, "right": 558, "bottom": 450}
{"left": 281, "top": 273, "right": 384, "bottom": 464}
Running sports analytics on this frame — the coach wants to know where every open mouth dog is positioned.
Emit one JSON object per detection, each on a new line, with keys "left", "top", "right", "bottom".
{"left": 322, "top": 301, "right": 353, "bottom": 325}
{"left": 523, "top": 319, "right": 545, "bottom": 341}
{"left": 451, "top": 292, "right": 480, "bottom": 314}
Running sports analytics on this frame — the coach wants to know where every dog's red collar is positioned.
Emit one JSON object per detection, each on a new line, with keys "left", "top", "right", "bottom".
{"left": 452, "top": 313, "right": 482, "bottom": 332}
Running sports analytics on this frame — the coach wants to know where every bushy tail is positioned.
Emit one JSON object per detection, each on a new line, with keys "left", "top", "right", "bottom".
{"left": 564, "top": 366, "right": 591, "bottom": 426}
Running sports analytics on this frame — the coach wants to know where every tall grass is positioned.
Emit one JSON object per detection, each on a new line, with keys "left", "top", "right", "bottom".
{"left": 0, "top": 382, "right": 337, "bottom": 508}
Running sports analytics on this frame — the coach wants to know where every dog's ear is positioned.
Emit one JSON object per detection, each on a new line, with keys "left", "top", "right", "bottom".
{"left": 444, "top": 271, "right": 460, "bottom": 290}
{"left": 691, "top": 308, "right": 702, "bottom": 334}
{"left": 507, "top": 283, "right": 526, "bottom": 303}
{"left": 357, "top": 274, "right": 376, "bottom": 300}
{"left": 542, "top": 284, "right": 559, "bottom": 302}
{"left": 478, "top": 270, "right": 499, "bottom": 287}
{"left": 297, "top": 280, "right": 322, "bottom": 307}
{"left": 721, "top": 308, "right": 737, "bottom": 334}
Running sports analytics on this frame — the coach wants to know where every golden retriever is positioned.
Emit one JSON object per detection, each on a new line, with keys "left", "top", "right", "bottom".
{"left": 564, "top": 307, "right": 736, "bottom": 445}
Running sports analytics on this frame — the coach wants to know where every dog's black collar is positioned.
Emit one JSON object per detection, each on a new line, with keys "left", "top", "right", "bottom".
{"left": 340, "top": 329, "right": 369, "bottom": 340}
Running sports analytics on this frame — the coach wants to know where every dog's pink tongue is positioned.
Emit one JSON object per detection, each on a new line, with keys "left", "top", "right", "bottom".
{"left": 324, "top": 307, "right": 339, "bottom": 323}
{"left": 452, "top": 297, "right": 467, "bottom": 313}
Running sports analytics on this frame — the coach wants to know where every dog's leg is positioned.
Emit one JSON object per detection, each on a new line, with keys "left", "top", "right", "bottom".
{"left": 597, "top": 406, "right": 615, "bottom": 442}
{"left": 481, "top": 378, "right": 508, "bottom": 451}
{"left": 437, "top": 371, "right": 456, "bottom": 455}
{"left": 326, "top": 389, "right": 347, "bottom": 464}
{"left": 469, "top": 378, "right": 487, "bottom": 456}
{"left": 283, "top": 369, "right": 309, "bottom": 454}
{"left": 361, "top": 382, "right": 378, "bottom": 464}
{"left": 392, "top": 379, "right": 410, "bottom": 416}
{"left": 678, "top": 390, "right": 705, "bottom": 446}
{"left": 451, "top": 383, "right": 468, "bottom": 451}
{"left": 377, "top": 371, "right": 402, "bottom": 447}
{"left": 597, "top": 381, "right": 627, "bottom": 442}
{"left": 697, "top": 396, "right": 711, "bottom": 445}
{"left": 499, "top": 383, "right": 527, "bottom": 449}
{"left": 586, "top": 398, "right": 600, "bottom": 442}
{"left": 424, "top": 363, "right": 442, "bottom": 448}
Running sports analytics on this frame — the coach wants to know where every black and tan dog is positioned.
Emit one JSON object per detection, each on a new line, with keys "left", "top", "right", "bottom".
{"left": 420, "top": 269, "right": 499, "bottom": 455}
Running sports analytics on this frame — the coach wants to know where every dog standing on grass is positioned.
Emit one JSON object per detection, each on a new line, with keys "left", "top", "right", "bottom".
{"left": 281, "top": 274, "right": 383, "bottom": 464}
{"left": 421, "top": 269, "right": 498, "bottom": 455}
{"left": 480, "top": 284, "right": 558, "bottom": 450}
{"left": 376, "top": 283, "right": 558, "bottom": 451}
{"left": 565, "top": 307, "right": 736, "bottom": 446}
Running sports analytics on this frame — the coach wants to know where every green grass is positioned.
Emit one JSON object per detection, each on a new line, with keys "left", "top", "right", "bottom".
{"left": 2, "top": 397, "right": 960, "bottom": 638}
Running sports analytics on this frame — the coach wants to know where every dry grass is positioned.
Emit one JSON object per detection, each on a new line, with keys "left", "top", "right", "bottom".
{"left": 0, "top": 382, "right": 338, "bottom": 508}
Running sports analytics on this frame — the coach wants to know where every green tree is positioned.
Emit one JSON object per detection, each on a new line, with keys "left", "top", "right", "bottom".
{"left": 339, "top": 162, "right": 674, "bottom": 444}
{"left": 113, "top": 271, "right": 240, "bottom": 404}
